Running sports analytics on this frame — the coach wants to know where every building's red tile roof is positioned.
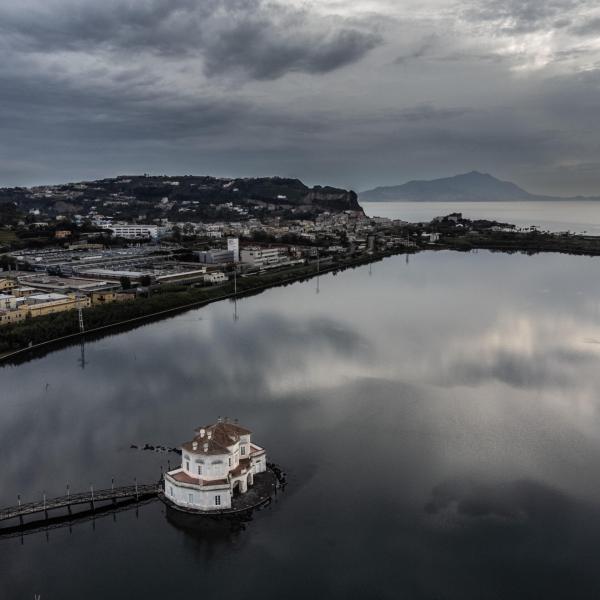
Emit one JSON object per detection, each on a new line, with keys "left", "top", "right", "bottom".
{"left": 229, "top": 459, "right": 252, "bottom": 478}
{"left": 167, "top": 470, "right": 228, "bottom": 487}
{"left": 183, "top": 420, "right": 253, "bottom": 455}
{"left": 181, "top": 437, "right": 230, "bottom": 456}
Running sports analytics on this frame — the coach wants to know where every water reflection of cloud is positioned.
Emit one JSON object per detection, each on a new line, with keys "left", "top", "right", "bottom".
{"left": 0, "top": 311, "right": 372, "bottom": 502}
{"left": 434, "top": 313, "right": 600, "bottom": 391}
{"left": 426, "top": 478, "right": 571, "bottom": 522}
{"left": 6, "top": 252, "right": 600, "bottom": 598}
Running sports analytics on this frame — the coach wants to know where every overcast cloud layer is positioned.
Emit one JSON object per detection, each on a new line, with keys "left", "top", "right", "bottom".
{"left": 1, "top": 0, "right": 600, "bottom": 195}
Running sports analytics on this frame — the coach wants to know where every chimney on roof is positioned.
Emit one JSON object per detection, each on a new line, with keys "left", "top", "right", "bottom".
{"left": 192, "top": 441, "right": 198, "bottom": 451}
{"left": 217, "top": 416, "right": 222, "bottom": 423}
{"left": 199, "top": 428, "right": 205, "bottom": 438}
{"left": 207, "top": 430, "right": 212, "bottom": 440}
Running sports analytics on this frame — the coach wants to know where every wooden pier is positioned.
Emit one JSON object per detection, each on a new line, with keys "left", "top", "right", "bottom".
{"left": 0, "top": 482, "right": 159, "bottom": 532}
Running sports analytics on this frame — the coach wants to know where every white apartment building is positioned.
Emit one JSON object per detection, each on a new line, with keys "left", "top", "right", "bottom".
{"left": 240, "top": 247, "right": 288, "bottom": 268}
{"left": 105, "top": 224, "right": 159, "bottom": 239}
{"left": 227, "top": 237, "right": 240, "bottom": 263}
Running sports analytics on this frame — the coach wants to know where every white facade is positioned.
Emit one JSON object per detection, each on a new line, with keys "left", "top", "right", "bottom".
{"left": 227, "top": 237, "right": 240, "bottom": 263}
{"left": 240, "top": 247, "right": 288, "bottom": 268}
{"left": 204, "top": 272, "right": 228, "bottom": 285}
{"left": 106, "top": 224, "right": 158, "bottom": 239}
{"left": 164, "top": 419, "right": 267, "bottom": 512}
{"left": 0, "top": 294, "right": 24, "bottom": 310}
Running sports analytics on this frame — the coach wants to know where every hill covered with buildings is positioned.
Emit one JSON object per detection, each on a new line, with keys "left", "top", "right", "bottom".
{"left": 0, "top": 175, "right": 362, "bottom": 233}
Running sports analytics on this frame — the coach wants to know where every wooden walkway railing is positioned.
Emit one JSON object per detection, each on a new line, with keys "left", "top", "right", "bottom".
{"left": 0, "top": 483, "right": 159, "bottom": 525}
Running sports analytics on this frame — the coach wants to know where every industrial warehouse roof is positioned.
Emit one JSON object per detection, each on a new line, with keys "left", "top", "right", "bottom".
{"left": 18, "top": 275, "right": 112, "bottom": 291}
{"left": 27, "top": 293, "right": 71, "bottom": 301}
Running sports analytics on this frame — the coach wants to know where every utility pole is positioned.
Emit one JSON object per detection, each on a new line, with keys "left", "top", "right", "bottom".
{"left": 233, "top": 269, "right": 239, "bottom": 321}
{"left": 316, "top": 249, "right": 320, "bottom": 294}
{"left": 77, "top": 306, "right": 87, "bottom": 369}
{"left": 78, "top": 307, "right": 85, "bottom": 334}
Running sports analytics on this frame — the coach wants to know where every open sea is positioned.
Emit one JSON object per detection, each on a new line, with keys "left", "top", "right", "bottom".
{"left": 363, "top": 200, "right": 600, "bottom": 234}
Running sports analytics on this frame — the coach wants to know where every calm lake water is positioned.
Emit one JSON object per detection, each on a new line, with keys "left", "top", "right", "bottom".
{"left": 4, "top": 250, "right": 600, "bottom": 598}
{"left": 364, "top": 200, "right": 600, "bottom": 234}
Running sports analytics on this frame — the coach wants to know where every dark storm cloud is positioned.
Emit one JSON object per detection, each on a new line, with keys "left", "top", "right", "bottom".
{"left": 394, "top": 36, "right": 437, "bottom": 65}
{"left": 0, "top": 0, "right": 381, "bottom": 80}
{"left": 0, "top": 63, "right": 250, "bottom": 142}
{"left": 571, "top": 17, "right": 600, "bottom": 36}
{"left": 394, "top": 104, "right": 475, "bottom": 123}
{"left": 0, "top": 0, "right": 600, "bottom": 193}
{"left": 201, "top": 20, "right": 381, "bottom": 80}
{"left": 536, "top": 68, "right": 600, "bottom": 123}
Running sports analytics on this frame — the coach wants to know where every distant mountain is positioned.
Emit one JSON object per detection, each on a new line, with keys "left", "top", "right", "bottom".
{"left": 360, "top": 171, "right": 597, "bottom": 202}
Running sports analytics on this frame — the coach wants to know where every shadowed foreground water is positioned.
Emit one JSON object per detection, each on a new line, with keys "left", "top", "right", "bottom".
{"left": 3, "top": 250, "right": 600, "bottom": 599}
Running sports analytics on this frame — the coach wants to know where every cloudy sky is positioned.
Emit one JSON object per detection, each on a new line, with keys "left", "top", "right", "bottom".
{"left": 1, "top": 0, "right": 600, "bottom": 194}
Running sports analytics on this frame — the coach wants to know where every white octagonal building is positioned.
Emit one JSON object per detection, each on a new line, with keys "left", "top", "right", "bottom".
{"left": 163, "top": 419, "right": 267, "bottom": 511}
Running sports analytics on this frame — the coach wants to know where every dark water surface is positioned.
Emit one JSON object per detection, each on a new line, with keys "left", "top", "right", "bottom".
{"left": 4, "top": 251, "right": 600, "bottom": 599}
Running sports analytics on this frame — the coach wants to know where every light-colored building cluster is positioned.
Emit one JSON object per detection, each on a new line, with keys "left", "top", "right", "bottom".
{"left": 164, "top": 419, "right": 267, "bottom": 511}
{"left": 0, "top": 278, "right": 91, "bottom": 325}
{"left": 240, "top": 246, "right": 290, "bottom": 269}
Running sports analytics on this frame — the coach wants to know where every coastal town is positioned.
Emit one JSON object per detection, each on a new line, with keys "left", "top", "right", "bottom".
{"left": 1, "top": 174, "right": 598, "bottom": 356}
{"left": 0, "top": 176, "right": 408, "bottom": 346}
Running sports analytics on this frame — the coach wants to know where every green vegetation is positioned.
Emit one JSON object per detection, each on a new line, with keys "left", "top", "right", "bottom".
{"left": 119, "top": 276, "right": 132, "bottom": 290}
